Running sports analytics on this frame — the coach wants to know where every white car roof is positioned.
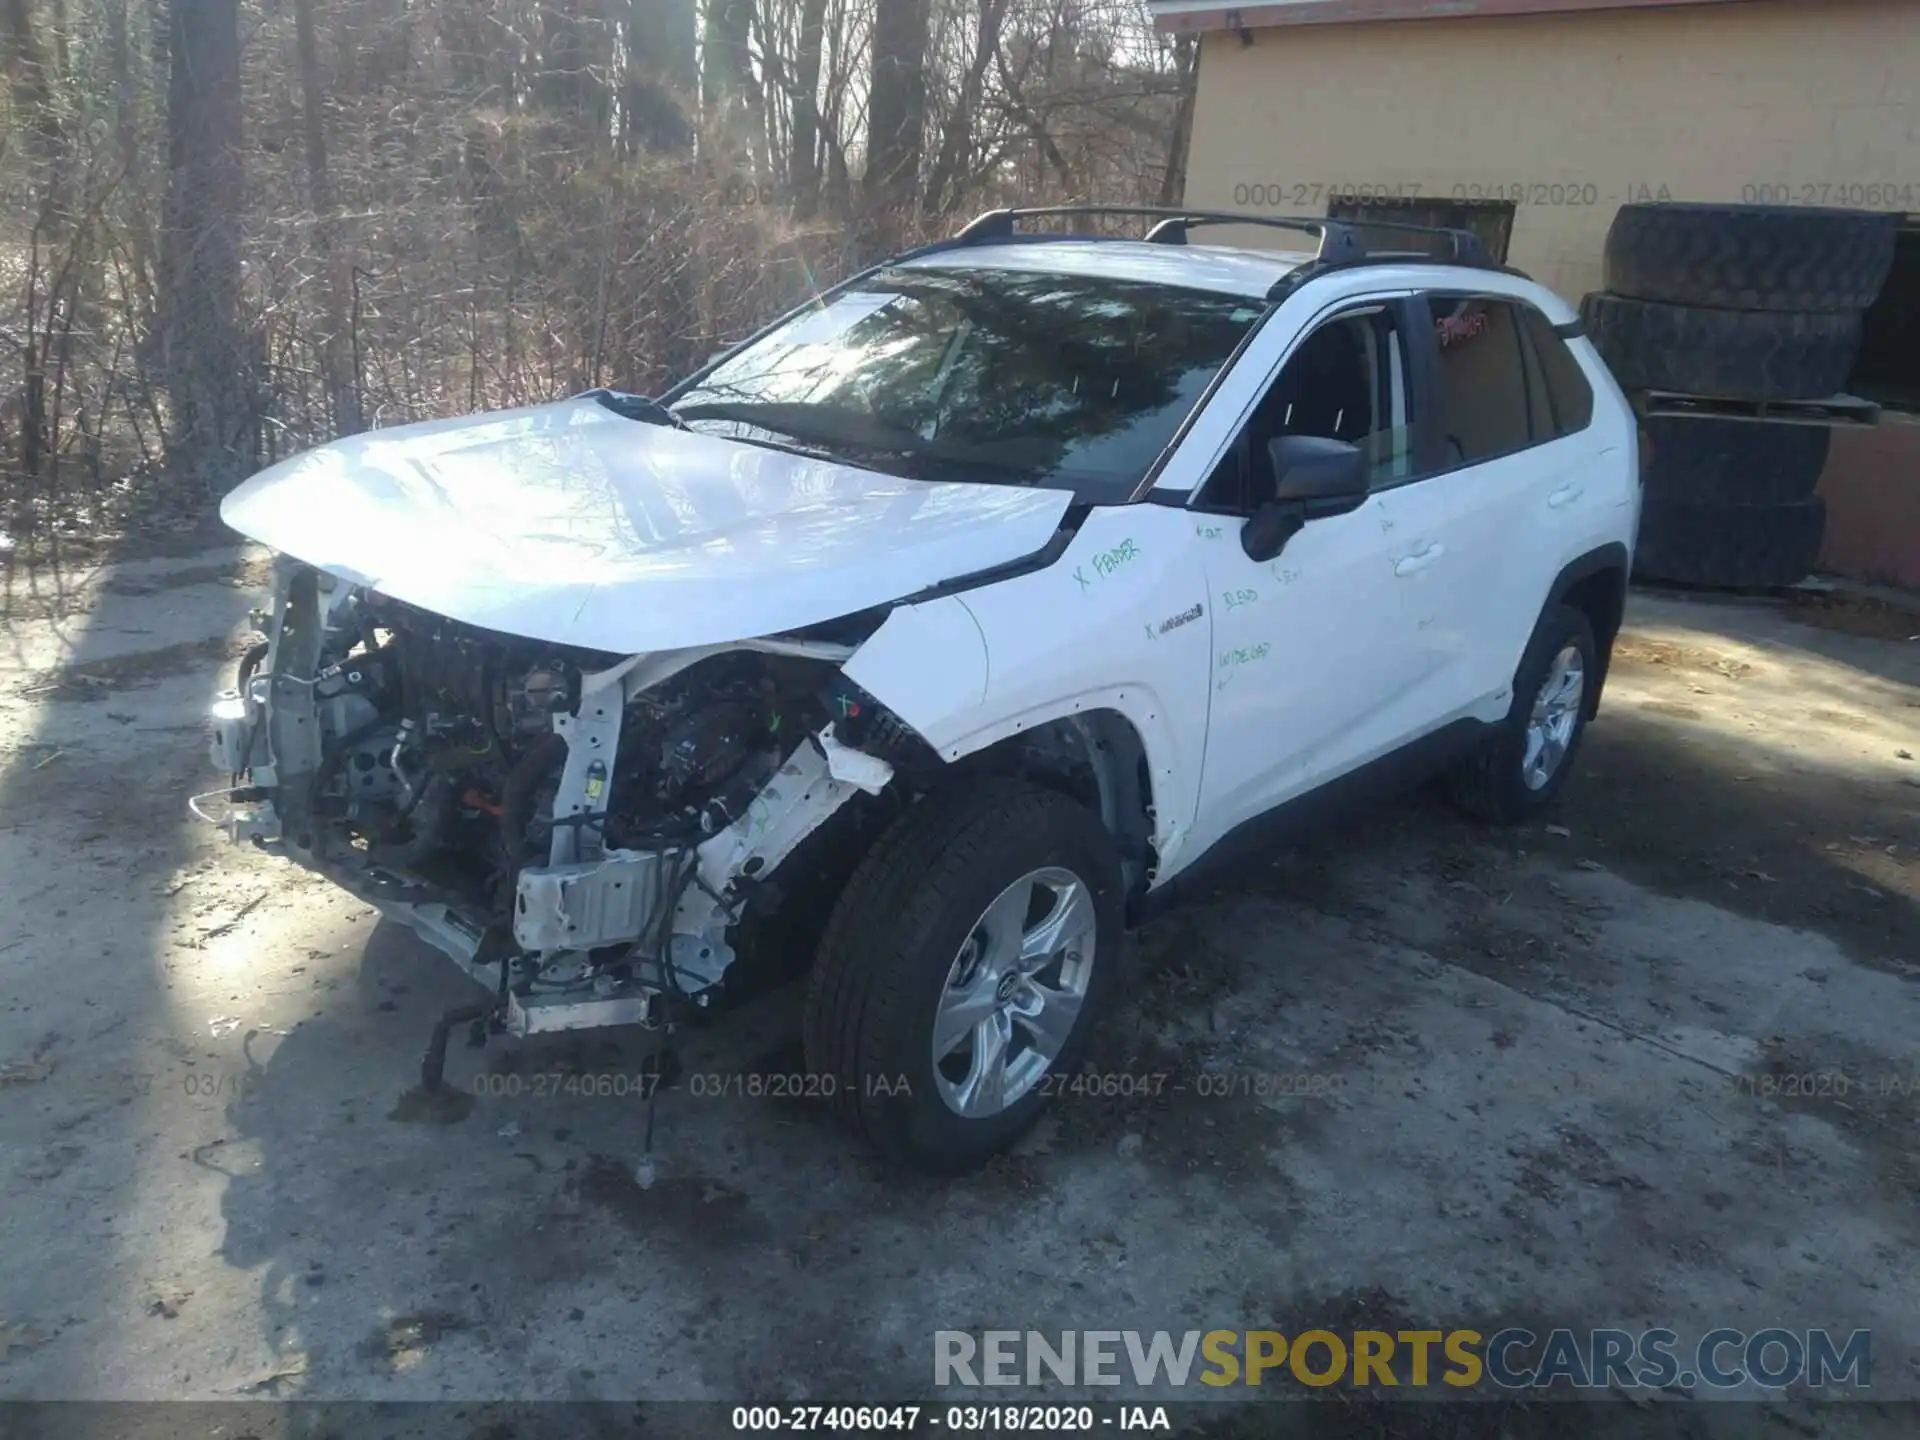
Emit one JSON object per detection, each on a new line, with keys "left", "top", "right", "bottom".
{"left": 899, "top": 237, "right": 1580, "bottom": 325}
{"left": 899, "top": 239, "right": 1313, "bottom": 299}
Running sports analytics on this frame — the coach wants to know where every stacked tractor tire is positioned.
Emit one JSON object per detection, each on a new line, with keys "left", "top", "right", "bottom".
{"left": 1581, "top": 204, "right": 1898, "bottom": 588}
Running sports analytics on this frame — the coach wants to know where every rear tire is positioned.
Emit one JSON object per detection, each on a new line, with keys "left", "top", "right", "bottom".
{"left": 1603, "top": 203, "right": 1897, "bottom": 313}
{"left": 1634, "top": 495, "right": 1827, "bottom": 589}
{"left": 803, "top": 778, "right": 1123, "bottom": 1174}
{"left": 1446, "top": 604, "right": 1597, "bottom": 824}
{"left": 1581, "top": 293, "right": 1861, "bottom": 399}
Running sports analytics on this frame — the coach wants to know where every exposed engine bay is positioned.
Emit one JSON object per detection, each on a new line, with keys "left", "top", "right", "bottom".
{"left": 204, "top": 560, "right": 901, "bottom": 1046}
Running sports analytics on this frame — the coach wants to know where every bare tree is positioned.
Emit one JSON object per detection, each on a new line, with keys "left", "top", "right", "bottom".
{"left": 1157, "top": 32, "right": 1197, "bottom": 207}
{"left": 925, "top": 0, "right": 1011, "bottom": 217}
{"left": 295, "top": 0, "right": 361, "bottom": 435}
{"left": 866, "top": 0, "right": 928, "bottom": 213}
{"left": 702, "top": 0, "right": 755, "bottom": 158}
{"left": 787, "top": 0, "right": 829, "bottom": 214}
{"left": 158, "top": 0, "right": 249, "bottom": 489}
{"left": 625, "top": 0, "right": 695, "bottom": 153}
{"left": 0, "top": 0, "right": 1197, "bottom": 541}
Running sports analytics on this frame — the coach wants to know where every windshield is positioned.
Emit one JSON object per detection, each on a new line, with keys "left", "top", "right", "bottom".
{"left": 668, "top": 267, "right": 1263, "bottom": 501}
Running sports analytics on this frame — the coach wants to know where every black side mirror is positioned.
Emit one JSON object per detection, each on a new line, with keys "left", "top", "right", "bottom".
{"left": 1270, "top": 435, "right": 1369, "bottom": 512}
{"left": 1240, "top": 436, "right": 1369, "bottom": 562}
{"left": 1239, "top": 503, "right": 1305, "bottom": 563}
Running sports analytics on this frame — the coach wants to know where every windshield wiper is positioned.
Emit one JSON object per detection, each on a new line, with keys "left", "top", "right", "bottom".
{"left": 583, "top": 388, "right": 690, "bottom": 430}
{"left": 671, "top": 400, "right": 901, "bottom": 451}
{"left": 837, "top": 445, "right": 1032, "bottom": 488}
{"left": 674, "top": 400, "right": 1025, "bottom": 484}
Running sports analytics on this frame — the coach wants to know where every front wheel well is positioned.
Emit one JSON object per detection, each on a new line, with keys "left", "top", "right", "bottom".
{"left": 948, "top": 710, "right": 1157, "bottom": 899}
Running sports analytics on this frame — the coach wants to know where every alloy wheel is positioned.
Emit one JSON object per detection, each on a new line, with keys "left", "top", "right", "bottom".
{"left": 1522, "top": 644, "right": 1586, "bottom": 791}
{"left": 931, "top": 867, "right": 1097, "bottom": 1119}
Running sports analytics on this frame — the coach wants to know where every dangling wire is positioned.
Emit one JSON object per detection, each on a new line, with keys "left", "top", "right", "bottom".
{"left": 641, "top": 847, "right": 702, "bottom": 1170}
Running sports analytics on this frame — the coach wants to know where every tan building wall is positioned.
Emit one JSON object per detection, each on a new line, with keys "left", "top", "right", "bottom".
{"left": 1182, "top": 0, "right": 1919, "bottom": 301}
{"left": 1179, "top": 0, "right": 1920, "bottom": 587}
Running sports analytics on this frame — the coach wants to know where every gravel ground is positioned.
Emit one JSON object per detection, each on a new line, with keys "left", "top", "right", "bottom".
{"left": 0, "top": 540, "right": 1915, "bottom": 1438}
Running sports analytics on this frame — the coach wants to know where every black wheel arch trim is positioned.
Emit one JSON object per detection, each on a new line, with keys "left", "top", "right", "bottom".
{"left": 1547, "top": 541, "right": 1630, "bottom": 719}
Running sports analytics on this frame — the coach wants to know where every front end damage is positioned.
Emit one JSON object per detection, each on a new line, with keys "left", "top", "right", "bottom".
{"left": 200, "top": 558, "right": 900, "bottom": 1059}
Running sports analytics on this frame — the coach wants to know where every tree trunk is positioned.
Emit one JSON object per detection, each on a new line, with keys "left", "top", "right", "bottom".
{"left": 1156, "top": 34, "right": 1198, "bottom": 209}
{"left": 788, "top": 0, "right": 827, "bottom": 217}
{"left": 623, "top": 0, "right": 693, "bottom": 153}
{"left": 536, "top": 0, "right": 611, "bottom": 152}
{"left": 294, "top": 0, "right": 360, "bottom": 437}
{"left": 159, "top": 0, "right": 250, "bottom": 490}
{"left": 2, "top": 0, "right": 66, "bottom": 191}
{"left": 924, "top": 0, "right": 1010, "bottom": 218}
{"left": 107, "top": 0, "right": 153, "bottom": 293}
{"left": 865, "top": 0, "right": 929, "bottom": 215}
{"left": 2, "top": 0, "right": 65, "bottom": 513}
{"left": 740, "top": 0, "right": 772, "bottom": 185}
{"left": 701, "top": 0, "right": 752, "bottom": 151}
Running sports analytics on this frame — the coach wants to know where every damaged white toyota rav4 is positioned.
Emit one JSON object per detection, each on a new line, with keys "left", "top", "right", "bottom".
{"left": 204, "top": 207, "right": 1638, "bottom": 1172}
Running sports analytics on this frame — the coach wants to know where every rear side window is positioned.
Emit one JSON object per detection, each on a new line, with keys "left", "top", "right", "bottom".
{"left": 1429, "top": 296, "right": 1533, "bottom": 465}
{"left": 1519, "top": 307, "right": 1595, "bottom": 437}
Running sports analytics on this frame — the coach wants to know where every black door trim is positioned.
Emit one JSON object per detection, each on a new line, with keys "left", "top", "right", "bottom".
{"left": 1129, "top": 716, "right": 1491, "bottom": 926}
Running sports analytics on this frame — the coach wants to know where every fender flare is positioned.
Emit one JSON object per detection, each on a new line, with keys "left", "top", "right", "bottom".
{"left": 1546, "top": 541, "right": 1630, "bottom": 718}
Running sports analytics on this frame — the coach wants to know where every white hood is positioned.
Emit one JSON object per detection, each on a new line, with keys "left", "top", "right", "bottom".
{"left": 221, "top": 398, "right": 1072, "bottom": 653}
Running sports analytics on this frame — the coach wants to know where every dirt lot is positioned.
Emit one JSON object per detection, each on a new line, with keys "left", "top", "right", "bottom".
{"left": 0, "top": 540, "right": 1916, "bottom": 1435}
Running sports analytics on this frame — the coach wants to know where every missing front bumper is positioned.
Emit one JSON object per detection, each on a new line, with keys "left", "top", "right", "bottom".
{"left": 195, "top": 557, "right": 896, "bottom": 1038}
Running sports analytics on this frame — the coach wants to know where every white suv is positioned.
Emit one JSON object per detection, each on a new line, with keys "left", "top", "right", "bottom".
{"left": 205, "top": 207, "right": 1639, "bottom": 1171}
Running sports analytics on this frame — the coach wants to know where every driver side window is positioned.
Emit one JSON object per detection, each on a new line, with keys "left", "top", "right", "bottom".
{"left": 1200, "top": 304, "right": 1415, "bottom": 514}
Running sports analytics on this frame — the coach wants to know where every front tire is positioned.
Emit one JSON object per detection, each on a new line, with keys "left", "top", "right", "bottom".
{"left": 1446, "top": 604, "right": 1598, "bottom": 823}
{"left": 802, "top": 778, "right": 1123, "bottom": 1174}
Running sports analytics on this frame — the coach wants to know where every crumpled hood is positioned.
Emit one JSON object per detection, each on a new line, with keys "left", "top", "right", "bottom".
{"left": 221, "top": 397, "right": 1071, "bottom": 653}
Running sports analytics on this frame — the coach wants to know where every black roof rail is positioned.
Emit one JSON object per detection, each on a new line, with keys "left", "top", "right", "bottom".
{"left": 952, "top": 203, "right": 1489, "bottom": 264}
{"left": 952, "top": 205, "right": 1495, "bottom": 270}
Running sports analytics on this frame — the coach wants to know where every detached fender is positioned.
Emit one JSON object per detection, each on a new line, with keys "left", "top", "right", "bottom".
{"left": 840, "top": 596, "right": 990, "bottom": 742}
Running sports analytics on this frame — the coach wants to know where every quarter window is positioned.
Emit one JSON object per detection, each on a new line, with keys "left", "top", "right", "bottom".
{"left": 1519, "top": 307, "right": 1596, "bottom": 436}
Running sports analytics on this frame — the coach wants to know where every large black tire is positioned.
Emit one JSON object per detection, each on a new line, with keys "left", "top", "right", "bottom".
{"left": 1582, "top": 293, "right": 1860, "bottom": 399}
{"left": 1446, "top": 604, "right": 1598, "bottom": 824}
{"left": 1635, "top": 495, "right": 1827, "bottom": 589}
{"left": 1642, "top": 418, "right": 1831, "bottom": 507}
{"left": 803, "top": 778, "right": 1123, "bottom": 1173}
{"left": 1604, "top": 204, "right": 1898, "bottom": 313}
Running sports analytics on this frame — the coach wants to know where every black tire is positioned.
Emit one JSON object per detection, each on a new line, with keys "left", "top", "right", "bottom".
{"left": 1446, "top": 604, "right": 1597, "bottom": 824}
{"left": 718, "top": 793, "right": 900, "bottom": 1006}
{"left": 1604, "top": 204, "right": 1898, "bottom": 313}
{"left": 1634, "top": 495, "right": 1827, "bottom": 589}
{"left": 1581, "top": 293, "right": 1861, "bottom": 399}
{"left": 802, "top": 778, "right": 1123, "bottom": 1174}
{"left": 1642, "top": 418, "right": 1831, "bottom": 507}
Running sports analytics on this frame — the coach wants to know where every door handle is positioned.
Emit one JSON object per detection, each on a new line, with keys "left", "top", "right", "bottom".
{"left": 1393, "top": 543, "right": 1445, "bottom": 577}
{"left": 1548, "top": 483, "right": 1584, "bottom": 509}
